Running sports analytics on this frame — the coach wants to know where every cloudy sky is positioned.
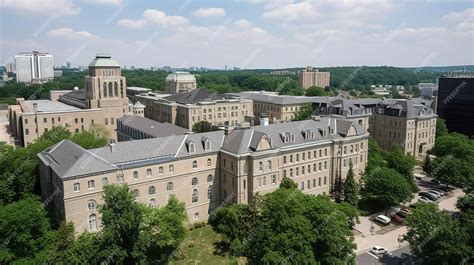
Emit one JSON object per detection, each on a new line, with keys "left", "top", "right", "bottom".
{"left": 1, "top": 0, "right": 473, "bottom": 69}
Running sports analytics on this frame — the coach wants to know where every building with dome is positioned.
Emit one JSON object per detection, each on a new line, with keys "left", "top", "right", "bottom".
{"left": 8, "top": 54, "right": 133, "bottom": 146}
{"left": 165, "top": 71, "right": 197, "bottom": 94}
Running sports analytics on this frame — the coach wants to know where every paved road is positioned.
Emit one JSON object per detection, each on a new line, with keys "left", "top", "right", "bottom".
{"left": 356, "top": 245, "right": 419, "bottom": 265}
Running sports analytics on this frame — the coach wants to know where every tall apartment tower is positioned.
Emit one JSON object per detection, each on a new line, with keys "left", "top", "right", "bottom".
{"left": 165, "top": 72, "right": 197, "bottom": 94}
{"left": 298, "top": 66, "right": 330, "bottom": 89}
{"left": 15, "top": 51, "right": 54, "bottom": 83}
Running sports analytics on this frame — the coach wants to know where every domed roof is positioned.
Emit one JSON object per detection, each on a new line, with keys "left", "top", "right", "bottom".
{"left": 88, "top": 54, "right": 120, "bottom": 67}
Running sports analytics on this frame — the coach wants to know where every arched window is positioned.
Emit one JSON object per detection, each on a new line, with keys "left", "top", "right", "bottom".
{"left": 117, "top": 175, "right": 124, "bottom": 183}
{"left": 158, "top": 166, "right": 164, "bottom": 174}
{"left": 205, "top": 140, "right": 211, "bottom": 151}
{"left": 192, "top": 177, "right": 198, "bottom": 186}
{"left": 108, "top": 82, "right": 113, "bottom": 97}
{"left": 169, "top": 165, "right": 174, "bottom": 173}
{"left": 133, "top": 189, "right": 140, "bottom": 199}
{"left": 103, "top": 82, "right": 107, "bottom": 97}
{"left": 207, "top": 185, "right": 213, "bottom": 200}
{"left": 88, "top": 180, "right": 95, "bottom": 189}
{"left": 133, "top": 171, "right": 139, "bottom": 180}
{"left": 88, "top": 200, "right": 96, "bottom": 210}
{"left": 189, "top": 143, "right": 195, "bottom": 153}
{"left": 114, "top": 82, "right": 118, "bottom": 96}
{"left": 192, "top": 189, "right": 198, "bottom": 203}
{"left": 102, "top": 177, "right": 108, "bottom": 186}
{"left": 89, "top": 214, "right": 97, "bottom": 231}
{"left": 167, "top": 181, "right": 174, "bottom": 191}
{"left": 149, "top": 198, "right": 156, "bottom": 208}
{"left": 207, "top": 175, "right": 213, "bottom": 183}
{"left": 192, "top": 160, "right": 197, "bottom": 168}
{"left": 207, "top": 158, "right": 211, "bottom": 166}
{"left": 73, "top": 182, "right": 80, "bottom": 192}
{"left": 146, "top": 168, "right": 152, "bottom": 177}
{"left": 148, "top": 186, "right": 156, "bottom": 195}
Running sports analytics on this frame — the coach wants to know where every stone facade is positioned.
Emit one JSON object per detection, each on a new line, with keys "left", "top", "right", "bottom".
{"left": 164, "top": 72, "right": 197, "bottom": 94}
{"left": 38, "top": 117, "right": 368, "bottom": 234}
{"left": 8, "top": 54, "right": 132, "bottom": 146}
{"left": 298, "top": 66, "right": 331, "bottom": 89}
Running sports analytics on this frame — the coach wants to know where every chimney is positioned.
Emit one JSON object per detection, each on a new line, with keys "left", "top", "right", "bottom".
{"left": 109, "top": 143, "right": 116, "bottom": 153}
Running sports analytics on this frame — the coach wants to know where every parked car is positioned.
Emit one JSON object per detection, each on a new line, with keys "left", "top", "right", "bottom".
{"left": 419, "top": 196, "right": 436, "bottom": 204}
{"left": 419, "top": 192, "right": 438, "bottom": 201}
{"left": 428, "top": 189, "right": 444, "bottom": 197}
{"left": 370, "top": 246, "right": 388, "bottom": 255}
{"left": 414, "top": 173, "right": 423, "bottom": 180}
{"left": 430, "top": 179, "right": 441, "bottom": 185}
{"left": 397, "top": 209, "right": 411, "bottom": 218}
{"left": 426, "top": 190, "right": 442, "bottom": 199}
{"left": 374, "top": 215, "right": 391, "bottom": 225}
{"left": 391, "top": 214, "right": 405, "bottom": 224}
{"left": 430, "top": 188, "right": 446, "bottom": 196}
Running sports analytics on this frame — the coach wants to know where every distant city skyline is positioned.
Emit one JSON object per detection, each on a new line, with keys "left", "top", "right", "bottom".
{"left": 1, "top": 0, "right": 473, "bottom": 69}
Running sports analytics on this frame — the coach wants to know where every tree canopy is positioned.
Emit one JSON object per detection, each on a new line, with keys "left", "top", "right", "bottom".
{"left": 344, "top": 162, "right": 359, "bottom": 207}
{"left": 211, "top": 187, "right": 357, "bottom": 264}
{"left": 293, "top": 103, "right": 314, "bottom": 121}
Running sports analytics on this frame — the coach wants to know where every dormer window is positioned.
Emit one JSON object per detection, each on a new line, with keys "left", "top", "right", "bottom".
{"left": 290, "top": 134, "right": 295, "bottom": 142}
{"left": 188, "top": 141, "right": 195, "bottom": 154}
{"left": 202, "top": 137, "right": 211, "bottom": 151}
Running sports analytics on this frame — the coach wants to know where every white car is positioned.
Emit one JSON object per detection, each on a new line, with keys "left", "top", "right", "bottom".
{"left": 370, "top": 246, "right": 388, "bottom": 255}
{"left": 374, "top": 215, "right": 391, "bottom": 225}
{"left": 419, "top": 196, "right": 436, "bottom": 204}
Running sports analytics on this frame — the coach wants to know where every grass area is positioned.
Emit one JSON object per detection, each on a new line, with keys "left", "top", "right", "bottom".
{"left": 170, "top": 225, "right": 244, "bottom": 265}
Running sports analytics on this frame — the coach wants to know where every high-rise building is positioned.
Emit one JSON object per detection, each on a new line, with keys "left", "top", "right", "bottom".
{"left": 66, "top": 62, "right": 71, "bottom": 69}
{"left": 14, "top": 51, "right": 54, "bottom": 83}
{"left": 5, "top": 63, "right": 15, "bottom": 73}
{"left": 437, "top": 74, "right": 474, "bottom": 136}
{"left": 298, "top": 66, "right": 330, "bottom": 89}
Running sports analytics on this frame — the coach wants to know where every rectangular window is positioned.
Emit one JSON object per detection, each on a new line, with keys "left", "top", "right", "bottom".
{"left": 43, "top": 118, "right": 47, "bottom": 123}
{"left": 272, "top": 175, "right": 276, "bottom": 184}
{"left": 24, "top": 119, "right": 28, "bottom": 124}
{"left": 283, "top": 156, "right": 287, "bottom": 164}
{"left": 243, "top": 179, "right": 246, "bottom": 190}
{"left": 25, "top": 129, "right": 29, "bottom": 135}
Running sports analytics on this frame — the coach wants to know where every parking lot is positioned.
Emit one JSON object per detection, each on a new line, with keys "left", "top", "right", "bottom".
{"left": 355, "top": 165, "right": 465, "bottom": 261}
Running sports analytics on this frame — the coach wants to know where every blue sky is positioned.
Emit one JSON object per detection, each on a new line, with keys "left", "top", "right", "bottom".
{"left": 1, "top": 0, "right": 473, "bottom": 69}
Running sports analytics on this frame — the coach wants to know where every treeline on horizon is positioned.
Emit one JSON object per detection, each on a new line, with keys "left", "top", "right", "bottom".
{"left": 0, "top": 65, "right": 452, "bottom": 105}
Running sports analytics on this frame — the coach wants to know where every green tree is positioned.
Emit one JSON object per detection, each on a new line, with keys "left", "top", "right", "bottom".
{"left": 433, "top": 133, "right": 474, "bottom": 159}
{"left": 293, "top": 103, "right": 314, "bottom": 121}
{"left": 362, "top": 167, "right": 413, "bottom": 208}
{"left": 99, "top": 185, "right": 143, "bottom": 264}
{"left": 436, "top": 118, "right": 448, "bottom": 138}
{"left": 344, "top": 162, "right": 359, "bottom": 207}
{"left": 385, "top": 145, "right": 416, "bottom": 191}
{"left": 404, "top": 203, "right": 472, "bottom": 264}
{"left": 0, "top": 197, "right": 56, "bottom": 263}
{"left": 423, "top": 153, "right": 431, "bottom": 173}
{"left": 365, "top": 137, "right": 385, "bottom": 173}
{"left": 192, "top": 120, "right": 214, "bottom": 133}
{"left": 279, "top": 176, "right": 298, "bottom": 189}
{"left": 305, "top": 86, "right": 326, "bottom": 96}
{"left": 430, "top": 155, "right": 472, "bottom": 188}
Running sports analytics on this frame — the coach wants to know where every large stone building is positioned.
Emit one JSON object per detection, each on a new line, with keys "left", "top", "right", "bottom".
{"left": 15, "top": 51, "right": 54, "bottom": 84}
{"left": 298, "top": 66, "right": 331, "bottom": 89}
{"left": 227, "top": 92, "right": 436, "bottom": 158}
{"left": 38, "top": 117, "right": 369, "bottom": 233}
{"left": 165, "top": 72, "right": 197, "bottom": 94}
{"left": 9, "top": 54, "right": 132, "bottom": 146}
{"left": 136, "top": 88, "right": 254, "bottom": 130}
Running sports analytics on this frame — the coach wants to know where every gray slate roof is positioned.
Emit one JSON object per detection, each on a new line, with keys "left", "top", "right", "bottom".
{"left": 221, "top": 117, "right": 367, "bottom": 155}
{"left": 38, "top": 131, "right": 225, "bottom": 179}
{"left": 88, "top": 54, "right": 120, "bottom": 67}
{"left": 164, "top": 88, "right": 224, "bottom": 104}
{"left": 117, "top": 115, "right": 190, "bottom": 138}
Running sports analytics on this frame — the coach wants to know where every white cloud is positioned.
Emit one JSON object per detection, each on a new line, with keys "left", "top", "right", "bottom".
{"left": 234, "top": 19, "right": 252, "bottom": 29}
{"left": 118, "top": 9, "right": 188, "bottom": 29}
{"left": 193, "top": 8, "right": 226, "bottom": 17}
{"left": 262, "top": 2, "right": 315, "bottom": 20}
{"left": 117, "top": 19, "right": 146, "bottom": 29}
{"left": 82, "top": 0, "right": 123, "bottom": 5}
{"left": 1, "top": 0, "right": 80, "bottom": 16}
{"left": 46, "top": 28, "right": 99, "bottom": 40}
{"left": 442, "top": 8, "right": 474, "bottom": 22}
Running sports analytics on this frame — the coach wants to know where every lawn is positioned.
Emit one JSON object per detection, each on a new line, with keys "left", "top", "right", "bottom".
{"left": 169, "top": 225, "right": 245, "bottom": 265}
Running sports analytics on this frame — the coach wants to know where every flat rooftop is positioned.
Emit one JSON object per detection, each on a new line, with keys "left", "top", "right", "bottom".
{"left": 21, "top": 99, "right": 81, "bottom": 114}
